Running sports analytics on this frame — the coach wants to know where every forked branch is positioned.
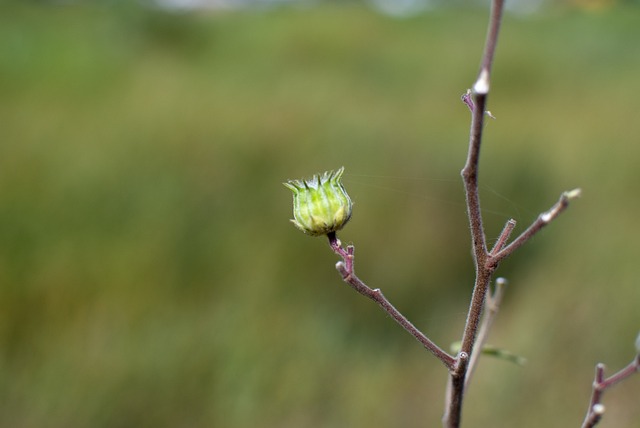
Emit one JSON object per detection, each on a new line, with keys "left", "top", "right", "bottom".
{"left": 465, "top": 277, "right": 507, "bottom": 388}
{"left": 289, "top": 1, "right": 583, "bottom": 427}
{"left": 582, "top": 353, "right": 640, "bottom": 428}
{"left": 444, "top": 0, "right": 580, "bottom": 426}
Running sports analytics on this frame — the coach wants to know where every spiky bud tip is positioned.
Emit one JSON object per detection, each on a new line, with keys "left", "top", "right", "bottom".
{"left": 284, "top": 167, "right": 353, "bottom": 237}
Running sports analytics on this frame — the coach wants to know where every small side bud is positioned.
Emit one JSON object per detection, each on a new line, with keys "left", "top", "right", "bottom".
{"left": 592, "top": 404, "right": 605, "bottom": 415}
{"left": 461, "top": 89, "right": 474, "bottom": 112}
{"left": 284, "top": 167, "right": 353, "bottom": 237}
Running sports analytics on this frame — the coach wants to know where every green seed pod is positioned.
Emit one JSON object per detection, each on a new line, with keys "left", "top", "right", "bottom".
{"left": 284, "top": 167, "right": 353, "bottom": 236}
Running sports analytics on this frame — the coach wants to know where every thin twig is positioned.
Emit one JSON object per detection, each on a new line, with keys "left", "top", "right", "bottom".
{"left": 490, "top": 189, "right": 581, "bottom": 268}
{"left": 465, "top": 277, "right": 507, "bottom": 388}
{"left": 327, "top": 232, "right": 456, "bottom": 371}
{"left": 489, "top": 220, "right": 516, "bottom": 256}
{"left": 581, "top": 355, "right": 640, "bottom": 428}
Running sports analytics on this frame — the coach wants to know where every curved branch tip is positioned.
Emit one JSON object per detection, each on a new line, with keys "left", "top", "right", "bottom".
{"left": 564, "top": 188, "right": 582, "bottom": 200}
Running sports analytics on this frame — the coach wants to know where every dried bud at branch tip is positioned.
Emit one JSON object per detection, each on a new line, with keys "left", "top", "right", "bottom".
{"left": 564, "top": 188, "right": 582, "bottom": 200}
{"left": 284, "top": 167, "right": 353, "bottom": 237}
{"left": 541, "top": 188, "right": 582, "bottom": 223}
{"left": 496, "top": 277, "right": 508, "bottom": 287}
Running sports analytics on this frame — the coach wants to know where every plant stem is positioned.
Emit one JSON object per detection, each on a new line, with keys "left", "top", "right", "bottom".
{"left": 491, "top": 189, "right": 581, "bottom": 267}
{"left": 465, "top": 277, "right": 507, "bottom": 388}
{"left": 445, "top": 3, "right": 506, "bottom": 426}
{"left": 490, "top": 220, "right": 516, "bottom": 256}
{"left": 444, "top": 0, "right": 580, "bottom": 425}
{"left": 327, "top": 232, "right": 456, "bottom": 370}
{"left": 581, "top": 354, "right": 640, "bottom": 428}
{"left": 321, "top": 1, "right": 580, "bottom": 426}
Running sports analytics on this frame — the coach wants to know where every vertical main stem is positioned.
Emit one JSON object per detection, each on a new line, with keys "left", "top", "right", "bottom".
{"left": 480, "top": 0, "right": 505, "bottom": 75}
{"left": 461, "top": 92, "right": 489, "bottom": 266}
{"left": 443, "top": 1, "right": 505, "bottom": 427}
{"left": 459, "top": 271, "right": 493, "bottom": 358}
{"left": 443, "top": 271, "right": 492, "bottom": 428}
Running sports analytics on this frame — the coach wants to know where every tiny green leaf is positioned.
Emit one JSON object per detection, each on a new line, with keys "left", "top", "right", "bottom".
{"left": 450, "top": 341, "right": 527, "bottom": 366}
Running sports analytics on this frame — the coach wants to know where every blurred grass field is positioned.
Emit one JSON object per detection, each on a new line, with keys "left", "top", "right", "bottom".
{"left": 1, "top": 2, "right": 640, "bottom": 427}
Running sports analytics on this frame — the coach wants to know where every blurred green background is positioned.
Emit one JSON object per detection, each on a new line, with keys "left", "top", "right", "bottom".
{"left": 1, "top": 1, "right": 639, "bottom": 427}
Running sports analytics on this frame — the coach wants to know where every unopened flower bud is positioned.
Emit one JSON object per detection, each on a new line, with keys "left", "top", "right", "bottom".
{"left": 284, "top": 167, "right": 353, "bottom": 236}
